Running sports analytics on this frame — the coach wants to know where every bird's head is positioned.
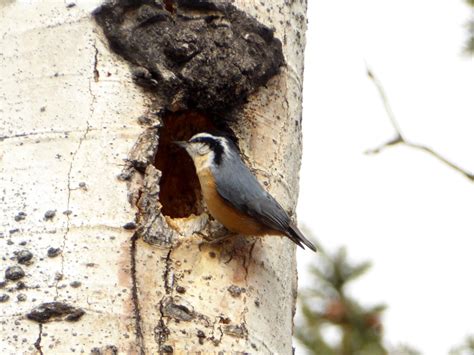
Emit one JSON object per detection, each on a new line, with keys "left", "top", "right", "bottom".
{"left": 174, "top": 132, "right": 232, "bottom": 170}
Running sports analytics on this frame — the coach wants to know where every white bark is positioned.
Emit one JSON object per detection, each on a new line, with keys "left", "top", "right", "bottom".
{"left": 0, "top": 0, "right": 308, "bottom": 353}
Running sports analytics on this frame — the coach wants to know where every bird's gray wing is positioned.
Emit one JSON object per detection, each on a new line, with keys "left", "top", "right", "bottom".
{"left": 213, "top": 154, "right": 291, "bottom": 233}
{"left": 213, "top": 150, "right": 317, "bottom": 251}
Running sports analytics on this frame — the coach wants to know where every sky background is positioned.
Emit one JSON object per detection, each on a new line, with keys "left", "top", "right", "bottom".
{"left": 296, "top": 0, "right": 474, "bottom": 354}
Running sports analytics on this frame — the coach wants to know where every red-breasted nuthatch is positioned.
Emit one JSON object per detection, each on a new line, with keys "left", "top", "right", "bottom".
{"left": 175, "top": 132, "right": 317, "bottom": 252}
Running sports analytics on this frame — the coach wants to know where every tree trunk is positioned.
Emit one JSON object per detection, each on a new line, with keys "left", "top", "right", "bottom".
{"left": 0, "top": 0, "right": 308, "bottom": 354}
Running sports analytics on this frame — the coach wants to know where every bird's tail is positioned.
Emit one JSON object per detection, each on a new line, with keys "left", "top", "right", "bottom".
{"left": 287, "top": 223, "right": 317, "bottom": 252}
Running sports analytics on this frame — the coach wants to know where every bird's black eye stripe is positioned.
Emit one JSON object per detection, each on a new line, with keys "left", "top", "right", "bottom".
{"left": 190, "top": 136, "right": 224, "bottom": 165}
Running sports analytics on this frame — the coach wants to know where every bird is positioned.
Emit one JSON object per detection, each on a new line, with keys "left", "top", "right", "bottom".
{"left": 174, "top": 132, "right": 317, "bottom": 252}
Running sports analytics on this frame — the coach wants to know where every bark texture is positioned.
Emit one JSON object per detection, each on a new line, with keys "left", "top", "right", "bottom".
{"left": 0, "top": 0, "right": 308, "bottom": 353}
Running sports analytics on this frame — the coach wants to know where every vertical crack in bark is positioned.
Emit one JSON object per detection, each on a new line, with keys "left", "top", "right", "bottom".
{"left": 240, "top": 240, "right": 256, "bottom": 342}
{"left": 92, "top": 41, "right": 100, "bottom": 82}
{"left": 155, "top": 248, "right": 173, "bottom": 350}
{"left": 88, "top": 40, "right": 99, "bottom": 103}
{"left": 243, "top": 240, "right": 256, "bottom": 283}
{"left": 155, "top": 311, "right": 168, "bottom": 350}
{"left": 163, "top": 248, "right": 174, "bottom": 293}
{"left": 55, "top": 120, "right": 91, "bottom": 298}
{"left": 130, "top": 232, "right": 145, "bottom": 355}
{"left": 55, "top": 40, "right": 97, "bottom": 298}
{"left": 241, "top": 239, "right": 258, "bottom": 339}
{"left": 34, "top": 324, "right": 44, "bottom": 355}
{"left": 258, "top": 338, "right": 273, "bottom": 353}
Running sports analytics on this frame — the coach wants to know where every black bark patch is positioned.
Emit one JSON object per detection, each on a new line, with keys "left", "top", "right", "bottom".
{"left": 161, "top": 345, "right": 173, "bottom": 353}
{"left": 14, "top": 212, "right": 27, "bottom": 222}
{"left": 44, "top": 209, "right": 56, "bottom": 220}
{"left": 47, "top": 247, "right": 62, "bottom": 258}
{"left": 0, "top": 294, "right": 9, "bottom": 303}
{"left": 161, "top": 296, "right": 194, "bottom": 321}
{"left": 227, "top": 284, "right": 245, "bottom": 297}
{"left": 93, "top": 0, "right": 284, "bottom": 114}
{"left": 26, "top": 302, "right": 85, "bottom": 323}
{"left": 222, "top": 323, "right": 248, "bottom": 338}
{"left": 70, "top": 281, "right": 82, "bottom": 288}
{"left": 122, "top": 222, "right": 137, "bottom": 230}
{"left": 5, "top": 266, "right": 25, "bottom": 281}
{"left": 16, "top": 250, "right": 33, "bottom": 264}
{"left": 91, "top": 345, "right": 119, "bottom": 355}
{"left": 196, "top": 329, "right": 206, "bottom": 345}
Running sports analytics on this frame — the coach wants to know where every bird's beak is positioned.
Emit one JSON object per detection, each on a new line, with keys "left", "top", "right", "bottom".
{"left": 173, "top": 141, "right": 188, "bottom": 149}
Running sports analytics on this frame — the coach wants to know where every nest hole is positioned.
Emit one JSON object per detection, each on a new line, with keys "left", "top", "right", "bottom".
{"left": 155, "top": 110, "right": 217, "bottom": 218}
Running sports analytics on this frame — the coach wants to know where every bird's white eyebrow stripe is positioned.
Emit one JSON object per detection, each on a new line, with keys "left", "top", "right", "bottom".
{"left": 190, "top": 133, "right": 230, "bottom": 152}
{"left": 190, "top": 133, "right": 215, "bottom": 140}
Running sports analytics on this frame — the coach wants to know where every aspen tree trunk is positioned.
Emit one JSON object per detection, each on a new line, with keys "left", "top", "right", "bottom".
{"left": 0, "top": 0, "right": 308, "bottom": 354}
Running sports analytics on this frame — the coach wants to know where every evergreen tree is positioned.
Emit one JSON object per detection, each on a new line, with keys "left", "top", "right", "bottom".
{"left": 296, "top": 243, "right": 472, "bottom": 355}
{"left": 296, "top": 246, "right": 386, "bottom": 355}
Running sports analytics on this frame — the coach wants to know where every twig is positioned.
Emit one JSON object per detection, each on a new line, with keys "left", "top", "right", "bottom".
{"left": 365, "top": 67, "right": 474, "bottom": 182}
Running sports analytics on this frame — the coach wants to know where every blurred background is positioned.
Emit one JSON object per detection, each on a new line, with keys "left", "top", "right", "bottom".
{"left": 295, "top": 1, "right": 474, "bottom": 354}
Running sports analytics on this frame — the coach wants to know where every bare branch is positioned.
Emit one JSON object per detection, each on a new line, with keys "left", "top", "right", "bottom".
{"left": 366, "top": 69, "right": 405, "bottom": 140}
{"left": 365, "top": 67, "right": 474, "bottom": 182}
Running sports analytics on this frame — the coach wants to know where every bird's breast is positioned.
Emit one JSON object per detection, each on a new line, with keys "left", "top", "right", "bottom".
{"left": 196, "top": 168, "right": 266, "bottom": 235}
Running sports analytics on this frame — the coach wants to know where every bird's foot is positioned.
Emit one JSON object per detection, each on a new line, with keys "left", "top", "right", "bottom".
{"left": 198, "top": 232, "right": 238, "bottom": 251}
{"left": 205, "top": 233, "right": 238, "bottom": 245}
